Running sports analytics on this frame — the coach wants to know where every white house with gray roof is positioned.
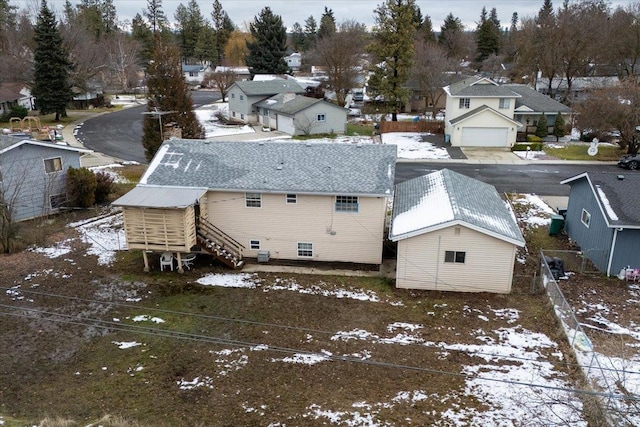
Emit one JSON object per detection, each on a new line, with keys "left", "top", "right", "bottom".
{"left": 255, "top": 93, "right": 347, "bottom": 135}
{"left": 227, "top": 80, "right": 305, "bottom": 124}
{"left": 389, "top": 169, "right": 525, "bottom": 293}
{"left": 113, "top": 140, "right": 396, "bottom": 271}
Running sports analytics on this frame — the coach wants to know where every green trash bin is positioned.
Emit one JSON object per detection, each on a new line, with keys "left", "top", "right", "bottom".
{"left": 549, "top": 214, "right": 564, "bottom": 236}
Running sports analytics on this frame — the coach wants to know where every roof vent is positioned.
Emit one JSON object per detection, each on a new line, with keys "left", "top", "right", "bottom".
{"left": 276, "top": 165, "right": 283, "bottom": 170}
{"left": 618, "top": 175, "right": 625, "bottom": 180}
{"left": 258, "top": 141, "right": 264, "bottom": 145}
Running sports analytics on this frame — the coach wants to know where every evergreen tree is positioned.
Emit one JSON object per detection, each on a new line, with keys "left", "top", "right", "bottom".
{"left": 318, "top": 6, "right": 336, "bottom": 39}
{"left": 439, "top": 12, "right": 465, "bottom": 59}
{"left": 174, "top": 0, "right": 204, "bottom": 63}
{"left": 291, "top": 22, "right": 306, "bottom": 52}
{"left": 475, "top": 6, "right": 501, "bottom": 64}
{"left": 32, "top": 0, "right": 74, "bottom": 121}
{"left": 144, "top": 0, "right": 166, "bottom": 34}
{"left": 367, "top": 0, "right": 418, "bottom": 121}
{"left": 553, "top": 113, "right": 566, "bottom": 141}
{"left": 194, "top": 23, "right": 216, "bottom": 64}
{"left": 304, "top": 15, "right": 317, "bottom": 48}
{"left": 211, "top": 0, "right": 234, "bottom": 65}
{"left": 143, "top": 40, "right": 203, "bottom": 160}
{"left": 418, "top": 15, "right": 436, "bottom": 43}
{"left": 536, "top": 113, "right": 549, "bottom": 138}
{"left": 245, "top": 7, "right": 288, "bottom": 76}
{"left": 132, "top": 12, "right": 153, "bottom": 65}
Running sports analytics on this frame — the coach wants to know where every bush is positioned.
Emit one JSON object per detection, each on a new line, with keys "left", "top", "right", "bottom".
{"left": 526, "top": 134, "right": 543, "bottom": 143}
{"left": 513, "top": 142, "right": 543, "bottom": 151}
{"left": 0, "top": 104, "right": 29, "bottom": 122}
{"left": 67, "top": 167, "right": 97, "bottom": 208}
{"left": 535, "top": 113, "right": 548, "bottom": 138}
{"left": 94, "top": 170, "right": 115, "bottom": 203}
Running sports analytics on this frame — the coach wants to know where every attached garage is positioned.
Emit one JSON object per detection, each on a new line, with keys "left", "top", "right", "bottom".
{"left": 277, "top": 115, "right": 295, "bottom": 134}
{"left": 461, "top": 127, "right": 508, "bottom": 147}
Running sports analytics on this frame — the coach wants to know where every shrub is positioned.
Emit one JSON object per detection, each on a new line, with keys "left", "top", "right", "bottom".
{"left": 67, "top": 167, "right": 97, "bottom": 208}
{"left": 513, "top": 142, "right": 543, "bottom": 151}
{"left": 526, "top": 134, "right": 542, "bottom": 143}
{"left": 0, "top": 104, "right": 29, "bottom": 122}
{"left": 535, "top": 113, "right": 548, "bottom": 138}
{"left": 94, "top": 170, "right": 115, "bottom": 203}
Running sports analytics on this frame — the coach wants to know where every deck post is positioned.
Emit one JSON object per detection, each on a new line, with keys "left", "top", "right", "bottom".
{"left": 142, "top": 251, "right": 150, "bottom": 272}
{"left": 176, "top": 252, "right": 184, "bottom": 274}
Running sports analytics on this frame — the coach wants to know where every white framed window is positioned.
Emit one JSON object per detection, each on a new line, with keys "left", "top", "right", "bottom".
{"left": 231, "top": 93, "right": 235, "bottom": 99}
{"left": 240, "top": 94, "right": 244, "bottom": 100}
{"left": 286, "top": 194, "right": 297, "bottom": 204}
{"left": 335, "top": 195, "right": 358, "bottom": 212}
{"left": 241, "top": 113, "right": 245, "bottom": 120}
{"left": 459, "top": 98, "right": 470, "bottom": 109}
{"left": 297, "top": 242, "right": 313, "bottom": 257}
{"left": 444, "top": 250, "right": 466, "bottom": 263}
{"left": 581, "top": 209, "right": 591, "bottom": 227}
{"left": 232, "top": 111, "right": 236, "bottom": 117}
{"left": 317, "top": 113, "right": 326, "bottom": 122}
{"left": 499, "top": 98, "right": 510, "bottom": 109}
{"left": 245, "top": 192, "right": 262, "bottom": 208}
{"left": 50, "top": 193, "right": 67, "bottom": 209}
{"left": 44, "top": 157, "right": 62, "bottom": 173}
{"left": 250, "top": 239, "right": 261, "bottom": 250}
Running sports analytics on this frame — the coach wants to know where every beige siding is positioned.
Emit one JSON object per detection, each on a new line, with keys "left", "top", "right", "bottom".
{"left": 206, "top": 191, "right": 387, "bottom": 264}
{"left": 122, "top": 206, "right": 196, "bottom": 252}
{"left": 449, "top": 110, "right": 518, "bottom": 148}
{"left": 395, "top": 225, "right": 517, "bottom": 293}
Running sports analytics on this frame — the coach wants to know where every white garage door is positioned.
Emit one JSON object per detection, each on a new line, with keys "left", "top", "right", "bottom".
{"left": 277, "top": 115, "right": 295, "bottom": 135}
{"left": 461, "top": 127, "right": 508, "bottom": 147}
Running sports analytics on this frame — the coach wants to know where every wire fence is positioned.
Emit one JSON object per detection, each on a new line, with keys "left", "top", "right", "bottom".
{"left": 540, "top": 250, "right": 640, "bottom": 426}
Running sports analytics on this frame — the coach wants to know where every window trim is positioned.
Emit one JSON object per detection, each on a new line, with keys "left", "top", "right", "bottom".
{"left": 317, "top": 113, "right": 326, "bottom": 122}
{"left": 245, "top": 192, "right": 262, "bottom": 208}
{"left": 50, "top": 193, "right": 67, "bottom": 209}
{"left": 286, "top": 194, "right": 297, "bottom": 204}
{"left": 249, "top": 239, "right": 261, "bottom": 250}
{"left": 335, "top": 195, "right": 359, "bottom": 212}
{"left": 581, "top": 209, "right": 591, "bottom": 228}
{"left": 44, "top": 157, "right": 63, "bottom": 174}
{"left": 444, "top": 250, "right": 466, "bottom": 264}
{"left": 499, "top": 98, "right": 510, "bottom": 109}
{"left": 297, "top": 242, "right": 313, "bottom": 258}
{"left": 459, "top": 98, "right": 470, "bottom": 109}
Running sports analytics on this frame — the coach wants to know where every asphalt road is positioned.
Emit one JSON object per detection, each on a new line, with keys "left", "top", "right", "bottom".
{"left": 395, "top": 162, "right": 620, "bottom": 196}
{"left": 75, "top": 91, "right": 220, "bottom": 164}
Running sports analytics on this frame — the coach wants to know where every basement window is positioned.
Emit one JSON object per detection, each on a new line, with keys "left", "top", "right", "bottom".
{"left": 250, "top": 240, "right": 260, "bottom": 250}
{"left": 286, "top": 194, "right": 297, "bottom": 204}
{"left": 335, "top": 196, "right": 358, "bottom": 212}
{"left": 297, "top": 242, "right": 313, "bottom": 257}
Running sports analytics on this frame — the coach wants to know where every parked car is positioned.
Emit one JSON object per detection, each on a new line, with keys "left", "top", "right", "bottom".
{"left": 618, "top": 153, "right": 640, "bottom": 170}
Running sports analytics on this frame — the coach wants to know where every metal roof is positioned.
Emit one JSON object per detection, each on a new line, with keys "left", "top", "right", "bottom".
{"left": 390, "top": 169, "right": 525, "bottom": 245}
{"left": 232, "top": 80, "right": 305, "bottom": 96}
{"left": 112, "top": 186, "right": 207, "bottom": 208}
{"left": 138, "top": 139, "right": 396, "bottom": 196}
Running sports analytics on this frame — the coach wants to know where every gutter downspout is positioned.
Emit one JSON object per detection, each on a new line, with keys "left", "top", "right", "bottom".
{"left": 435, "top": 236, "right": 441, "bottom": 290}
{"left": 606, "top": 228, "right": 619, "bottom": 276}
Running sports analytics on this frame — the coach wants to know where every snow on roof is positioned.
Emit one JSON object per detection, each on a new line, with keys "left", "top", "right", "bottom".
{"left": 596, "top": 185, "right": 618, "bottom": 221}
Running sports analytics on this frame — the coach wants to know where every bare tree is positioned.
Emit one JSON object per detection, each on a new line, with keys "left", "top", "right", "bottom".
{"left": 105, "top": 31, "right": 141, "bottom": 92}
{"left": 308, "top": 19, "right": 367, "bottom": 106}
{"left": 202, "top": 68, "right": 238, "bottom": 101}
{"left": 60, "top": 20, "right": 109, "bottom": 91}
{"left": 411, "top": 40, "right": 458, "bottom": 118}
{"left": 0, "top": 10, "right": 34, "bottom": 84}
{"left": 294, "top": 113, "right": 323, "bottom": 136}
{"left": 608, "top": 3, "right": 640, "bottom": 82}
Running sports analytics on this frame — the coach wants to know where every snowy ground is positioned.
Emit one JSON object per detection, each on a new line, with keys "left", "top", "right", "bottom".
{"left": 10, "top": 180, "right": 615, "bottom": 425}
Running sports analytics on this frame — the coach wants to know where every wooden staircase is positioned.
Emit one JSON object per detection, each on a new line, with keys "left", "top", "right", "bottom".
{"left": 196, "top": 217, "right": 245, "bottom": 269}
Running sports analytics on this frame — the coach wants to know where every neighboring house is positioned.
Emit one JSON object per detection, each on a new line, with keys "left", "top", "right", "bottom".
{"left": 71, "top": 84, "right": 104, "bottom": 109}
{"left": 389, "top": 169, "right": 525, "bottom": 293}
{"left": 0, "top": 83, "right": 33, "bottom": 115}
{"left": 504, "top": 84, "right": 572, "bottom": 137}
{"left": 182, "top": 64, "right": 210, "bottom": 85}
{"left": 113, "top": 140, "right": 396, "bottom": 272}
{"left": 560, "top": 172, "right": 640, "bottom": 276}
{"left": 227, "top": 80, "right": 305, "bottom": 124}
{"left": 254, "top": 93, "right": 347, "bottom": 135}
{"left": 443, "top": 76, "right": 522, "bottom": 148}
{"left": 0, "top": 135, "right": 89, "bottom": 222}
{"left": 284, "top": 52, "right": 301, "bottom": 71}
{"left": 213, "top": 66, "right": 251, "bottom": 81}
{"left": 535, "top": 76, "right": 620, "bottom": 103}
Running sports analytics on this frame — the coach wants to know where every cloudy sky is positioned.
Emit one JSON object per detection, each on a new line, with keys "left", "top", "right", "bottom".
{"left": 16, "top": 0, "right": 635, "bottom": 30}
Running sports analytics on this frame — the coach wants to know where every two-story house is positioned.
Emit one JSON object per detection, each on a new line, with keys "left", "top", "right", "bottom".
{"left": 227, "top": 80, "right": 305, "bottom": 124}
{"left": 113, "top": 140, "right": 396, "bottom": 272}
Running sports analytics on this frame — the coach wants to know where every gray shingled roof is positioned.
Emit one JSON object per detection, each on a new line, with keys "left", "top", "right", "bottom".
{"left": 561, "top": 172, "right": 640, "bottom": 227}
{"left": 138, "top": 140, "right": 396, "bottom": 196}
{"left": 449, "top": 105, "right": 519, "bottom": 126}
{"left": 505, "top": 84, "right": 572, "bottom": 113}
{"left": 390, "top": 169, "right": 525, "bottom": 245}
{"left": 233, "top": 80, "right": 305, "bottom": 96}
{"left": 254, "top": 93, "right": 323, "bottom": 115}
{"left": 446, "top": 76, "right": 520, "bottom": 98}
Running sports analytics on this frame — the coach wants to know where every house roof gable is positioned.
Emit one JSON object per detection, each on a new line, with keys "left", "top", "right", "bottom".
{"left": 255, "top": 94, "right": 345, "bottom": 116}
{"left": 0, "top": 135, "right": 91, "bottom": 155}
{"left": 139, "top": 140, "right": 396, "bottom": 196}
{"left": 390, "top": 169, "right": 525, "bottom": 246}
{"left": 445, "top": 76, "right": 520, "bottom": 98}
{"left": 449, "top": 105, "right": 521, "bottom": 126}
{"left": 561, "top": 172, "right": 640, "bottom": 228}
{"left": 231, "top": 80, "right": 305, "bottom": 96}
{"left": 505, "top": 84, "right": 572, "bottom": 114}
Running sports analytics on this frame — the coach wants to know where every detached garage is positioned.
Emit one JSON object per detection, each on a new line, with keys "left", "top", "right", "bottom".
{"left": 389, "top": 169, "right": 525, "bottom": 293}
{"left": 448, "top": 105, "right": 520, "bottom": 148}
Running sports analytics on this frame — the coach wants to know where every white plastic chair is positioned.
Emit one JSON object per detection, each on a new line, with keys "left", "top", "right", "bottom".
{"left": 160, "top": 252, "right": 174, "bottom": 271}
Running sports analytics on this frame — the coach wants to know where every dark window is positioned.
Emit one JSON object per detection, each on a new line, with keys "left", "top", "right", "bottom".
{"left": 245, "top": 193, "right": 261, "bottom": 208}
{"left": 50, "top": 193, "right": 67, "bottom": 209}
{"left": 445, "top": 250, "right": 466, "bottom": 263}
{"left": 286, "top": 194, "right": 297, "bottom": 204}
{"left": 297, "top": 242, "right": 313, "bottom": 257}
{"left": 44, "top": 157, "right": 62, "bottom": 173}
{"left": 250, "top": 240, "right": 260, "bottom": 250}
{"left": 459, "top": 98, "right": 470, "bottom": 109}
{"left": 317, "top": 113, "right": 326, "bottom": 122}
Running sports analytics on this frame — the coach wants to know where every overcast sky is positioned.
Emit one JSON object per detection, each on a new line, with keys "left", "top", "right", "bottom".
{"left": 16, "top": 0, "right": 636, "bottom": 30}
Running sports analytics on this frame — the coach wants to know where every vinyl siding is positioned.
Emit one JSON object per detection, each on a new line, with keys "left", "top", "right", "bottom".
{"left": 0, "top": 145, "right": 81, "bottom": 222}
{"left": 449, "top": 110, "right": 517, "bottom": 148}
{"left": 206, "top": 191, "right": 387, "bottom": 264}
{"left": 292, "top": 103, "right": 346, "bottom": 135}
{"left": 395, "top": 225, "right": 517, "bottom": 293}
{"left": 565, "top": 179, "right": 613, "bottom": 272}
{"left": 611, "top": 230, "right": 640, "bottom": 274}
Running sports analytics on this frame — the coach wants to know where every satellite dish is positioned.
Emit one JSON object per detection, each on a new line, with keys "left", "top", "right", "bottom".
{"left": 588, "top": 146, "right": 598, "bottom": 156}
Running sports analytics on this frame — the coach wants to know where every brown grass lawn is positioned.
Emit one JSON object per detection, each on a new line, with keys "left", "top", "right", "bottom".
{"left": 0, "top": 193, "right": 600, "bottom": 426}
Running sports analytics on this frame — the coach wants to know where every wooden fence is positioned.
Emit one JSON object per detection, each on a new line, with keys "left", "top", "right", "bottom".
{"left": 379, "top": 120, "right": 444, "bottom": 134}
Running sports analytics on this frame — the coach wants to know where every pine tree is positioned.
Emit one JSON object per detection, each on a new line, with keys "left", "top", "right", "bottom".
{"left": 418, "top": 15, "right": 436, "bottom": 43}
{"left": 144, "top": 0, "right": 166, "bottom": 34}
{"left": 304, "top": 15, "right": 317, "bottom": 48}
{"left": 439, "top": 12, "right": 464, "bottom": 59}
{"left": 142, "top": 40, "right": 203, "bottom": 160}
{"left": 32, "top": 0, "right": 74, "bottom": 121}
{"left": 174, "top": 0, "right": 204, "bottom": 63}
{"left": 211, "top": 0, "right": 234, "bottom": 65}
{"left": 553, "top": 113, "right": 566, "bottom": 141}
{"left": 291, "top": 22, "right": 305, "bottom": 52}
{"left": 475, "top": 6, "right": 501, "bottom": 64}
{"left": 132, "top": 12, "right": 153, "bottom": 65}
{"left": 245, "top": 7, "right": 288, "bottom": 76}
{"left": 536, "top": 113, "right": 549, "bottom": 138}
{"left": 318, "top": 6, "right": 336, "bottom": 39}
{"left": 367, "top": 0, "right": 418, "bottom": 121}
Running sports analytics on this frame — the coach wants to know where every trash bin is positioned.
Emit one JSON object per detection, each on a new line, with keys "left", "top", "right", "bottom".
{"left": 549, "top": 214, "right": 565, "bottom": 236}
